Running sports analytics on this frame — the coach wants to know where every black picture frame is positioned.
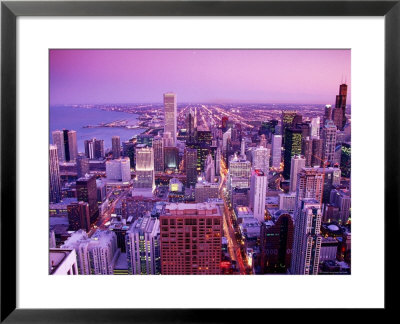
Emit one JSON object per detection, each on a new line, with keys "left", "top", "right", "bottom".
{"left": 1, "top": 0, "right": 399, "bottom": 322}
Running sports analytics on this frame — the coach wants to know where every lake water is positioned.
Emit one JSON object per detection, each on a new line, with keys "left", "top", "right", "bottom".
{"left": 49, "top": 106, "right": 144, "bottom": 153}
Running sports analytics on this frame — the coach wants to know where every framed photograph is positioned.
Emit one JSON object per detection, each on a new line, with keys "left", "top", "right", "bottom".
{"left": 1, "top": 0, "right": 398, "bottom": 322}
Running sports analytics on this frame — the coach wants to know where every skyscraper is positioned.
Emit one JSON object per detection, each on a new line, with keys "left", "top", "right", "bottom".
{"left": 76, "top": 155, "right": 89, "bottom": 178}
{"left": 62, "top": 230, "right": 119, "bottom": 275}
{"left": 67, "top": 130, "right": 78, "bottom": 162}
{"left": 152, "top": 135, "right": 164, "bottom": 172}
{"left": 134, "top": 147, "right": 155, "bottom": 194}
{"left": 52, "top": 129, "right": 78, "bottom": 162}
{"left": 106, "top": 157, "right": 131, "bottom": 182}
{"left": 310, "top": 117, "right": 320, "bottom": 139}
{"left": 271, "top": 135, "right": 282, "bottom": 169}
{"left": 164, "top": 146, "right": 179, "bottom": 171}
{"left": 204, "top": 153, "right": 215, "bottom": 183}
{"left": 301, "top": 137, "right": 313, "bottom": 167}
{"left": 260, "top": 211, "right": 294, "bottom": 274}
{"left": 52, "top": 130, "right": 65, "bottom": 162}
{"left": 185, "top": 148, "right": 198, "bottom": 188}
{"left": 324, "top": 104, "right": 333, "bottom": 124}
{"left": 240, "top": 138, "right": 246, "bottom": 157}
{"left": 290, "top": 199, "right": 322, "bottom": 275}
{"left": 67, "top": 201, "right": 91, "bottom": 232}
{"left": 112, "top": 136, "right": 121, "bottom": 159}
{"left": 289, "top": 155, "right": 306, "bottom": 192}
{"left": 84, "top": 138, "right": 105, "bottom": 160}
{"left": 252, "top": 146, "right": 270, "bottom": 173}
{"left": 281, "top": 110, "right": 297, "bottom": 137}
{"left": 186, "top": 109, "right": 195, "bottom": 142}
{"left": 215, "top": 147, "right": 221, "bottom": 176}
{"left": 249, "top": 169, "right": 268, "bottom": 222}
{"left": 164, "top": 93, "right": 177, "bottom": 146}
{"left": 311, "top": 137, "right": 323, "bottom": 167}
{"left": 126, "top": 215, "right": 161, "bottom": 275}
{"left": 76, "top": 174, "right": 99, "bottom": 224}
{"left": 222, "top": 128, "right": 232, "bottom": 153}
{"left": 160, "top": 203, "right": 222, "bottom": 275}
{"left": 294, "top": 168, "right": 324, "bottom": 219}
{"left": 283, "top": 128, "right": 302, "bottom": 179}
{"left": 228, "top": 153, "right": 252, "bottom": 190}
{"left": 333, "top": 83, "right": 347, "bottom": 131}
{"left": 322, "top": 120, "right": 338, "bottom": 165}
{"left": 49, "top": 145, "right": 62, "bottom": 203}
{"left": 122, "top": 141, "right": 135, "bottom": 168}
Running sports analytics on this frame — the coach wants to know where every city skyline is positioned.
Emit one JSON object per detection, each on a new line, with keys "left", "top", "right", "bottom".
{"left": 50, "top": 49, "right": 351, "bottom": 105}
{"left": 49, "top": 49, "right": 351, "bottom": 276}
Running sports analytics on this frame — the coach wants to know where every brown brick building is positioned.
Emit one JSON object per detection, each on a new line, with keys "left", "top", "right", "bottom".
{"left": 160, "top": 203, "right": 222, "bottom": 275}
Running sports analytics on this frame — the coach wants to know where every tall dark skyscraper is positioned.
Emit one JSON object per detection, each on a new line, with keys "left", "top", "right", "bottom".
{"left": 76, "top": 155, "right": 90, "bottom": 178}
{"left": 185, "top": 148, "right": 198, "bottom": 188}
{"left": 311, "top": 137, "right": 323, "bottom": 167}
{"left": 84, "top": 138, "right": 105, "bottom": 160}
{"left": 283, "top": 128, "right": 302, "bottom": 179}
{"left": 67, "top": 201, "right": 91, "bottom": 232}
{"left": 76, "top": 175, "right": 99, "bottom": 224}
{"left": 196, "top": 126, "right": 213, "bottom": 146}
{"left": 186, "top": 109, "right": 195, "bottom": 142}
{"left": 260, "top": 211, "right": 294, "bottom": 274}
{"left": 333, "top": 83, "right": 347, "bottom": 131}
{"left": 302, "top": 137, "right": 313, "bottom": 167}
{"left": 122, "top": 141, "right": 135, "bottom": 168}
{"left": 112, "top": 136, "right": 121, "bottom": 159}
{"left": 281, "top": 111, "right": 297, "bottom": 136}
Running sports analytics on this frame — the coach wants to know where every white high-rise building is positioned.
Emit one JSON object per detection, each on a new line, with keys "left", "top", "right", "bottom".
{"left": 62, "top": 230, "right": 119, "bottom": 275}
{"left": 228, "top": 153, "right": 251, "bottom": 190}
{"left": 252, "top": 146, "right": 270, "bottom": 173}
{"left": 240, "top": 138, "right": 246, "bottom": 157}
{"left": 290, "top": 155, "right": 306, "bottom": 192}
{"left": 204, "top": 153, "right": 215, "bottom": 183}
{"left": 215, "top": 147, "right": 221, "bottom": 176}
{"left": 249, "top": 169, "right": 268, "bottom": 222}
{"left": 49, "top": 145, "right": 62, "bottom": 203}
{"left": 278, "top": 192, "right": 297, "bottom": 212}
{"left": 310, "top": 117, "right": 320, "bottom": 139}
{"left": 222, "top": 128, "right": 232, "bottom": 152}
{"left": 271, "top": 135, "right": 282, "bottom": 169}
{"left": 126, "top": 215, "right": 161, "bottom": 275}
{"left": 106, "top": 157, "right": 131, "bottom": 182}
{"left": 290, "top": 199, "right": 322, "bottom": 275}
{"left": 134, "top": 147, "right": 155, "bottom": 195}
{"left": 164, "top": 93, "right": 177, "bottom": 146}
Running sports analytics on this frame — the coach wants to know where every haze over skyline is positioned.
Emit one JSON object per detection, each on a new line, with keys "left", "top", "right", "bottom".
{"left": 50, "top": 49, "right": 351, "bottom": 106}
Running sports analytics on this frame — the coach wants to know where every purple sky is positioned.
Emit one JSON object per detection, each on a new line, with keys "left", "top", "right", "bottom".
{"left": 50, "top": 49, "right": 350, "bottom": 105}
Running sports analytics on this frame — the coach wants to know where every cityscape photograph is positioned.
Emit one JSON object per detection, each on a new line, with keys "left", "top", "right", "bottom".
{"left": 49, "top": 49, "right": 351, "bottom": 275}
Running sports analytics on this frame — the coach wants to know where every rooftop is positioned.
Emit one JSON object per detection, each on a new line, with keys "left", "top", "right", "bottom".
{"left": 164, "top": 202, "right": 221, "bottom": 216}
